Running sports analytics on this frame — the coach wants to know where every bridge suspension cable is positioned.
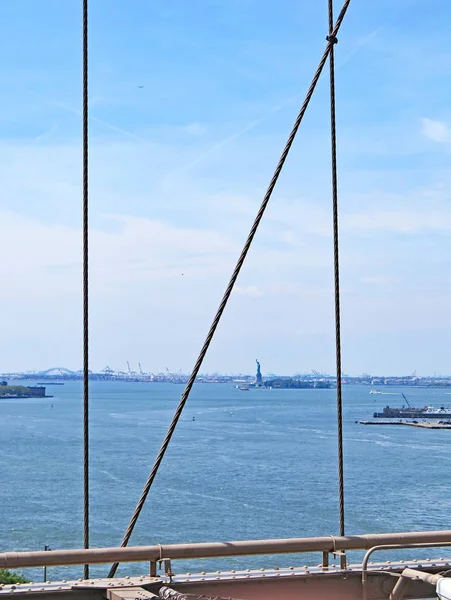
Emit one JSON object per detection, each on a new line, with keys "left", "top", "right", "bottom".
{"left": 327, "top": 0, "right": 346, "bottom": 560}
{"left": 82, "top": 0, "right": 90, "bottom": 581}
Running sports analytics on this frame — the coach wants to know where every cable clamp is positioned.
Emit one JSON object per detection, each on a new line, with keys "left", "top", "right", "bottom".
{"left": 327, "top": 34, "right": 338, "bottom": 44}
{"left": 330, "top": 535, "right": 345, "bottom": 557}
{"left": 157, "top": 546, "right": 174, "bottom": 583}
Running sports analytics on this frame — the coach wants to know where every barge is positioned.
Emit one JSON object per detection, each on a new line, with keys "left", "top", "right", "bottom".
{"left": 373, "top": 405, "right": 451, "bottom": 419}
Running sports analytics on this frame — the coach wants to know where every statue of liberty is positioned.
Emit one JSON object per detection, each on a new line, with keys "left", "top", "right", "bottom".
{"left": 256, "top": 359, "right": 263, "bottom": 385}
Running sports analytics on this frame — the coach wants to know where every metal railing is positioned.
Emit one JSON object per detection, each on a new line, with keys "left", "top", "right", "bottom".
{"left": 2, "top": 530, "right": 451, "bottom": 571}
{"left": 361, "top": 541, "right": 451, "bottom": 600}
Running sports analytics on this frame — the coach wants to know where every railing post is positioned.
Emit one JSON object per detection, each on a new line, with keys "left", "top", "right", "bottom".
{"left": 149, "top": 561, "right": 157, "bottom": 577}
{"left": 43, "top": 545, "right": 51, "bottom": 582}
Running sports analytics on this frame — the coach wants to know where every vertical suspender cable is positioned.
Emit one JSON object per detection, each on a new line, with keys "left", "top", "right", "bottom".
{"left": 327, "top": 0, "right": 346, "bottom": 552}
{"left": 82, "top": 0, "right": 90, "bottom": 581}
{"left": 108, "top": 0, "right": 352, "bottom": 578}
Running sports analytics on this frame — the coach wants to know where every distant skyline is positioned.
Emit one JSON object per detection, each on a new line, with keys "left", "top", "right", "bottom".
{"left": 1, "top": 1, "right": 451, "bottom": 375}
{"left": 2, "top": 364, "right": 450, "bottom": 380}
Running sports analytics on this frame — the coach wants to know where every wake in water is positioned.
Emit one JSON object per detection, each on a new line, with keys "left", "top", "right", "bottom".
{"left": 163, "top": 486, "right": 274, "bottom": 513}
{"left": 349, "top": 436, "right": 451, "bottom": 453}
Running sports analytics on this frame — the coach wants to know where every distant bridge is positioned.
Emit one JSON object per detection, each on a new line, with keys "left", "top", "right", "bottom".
{"left": 38, "top": 367, "right": 77, "bottom": 376}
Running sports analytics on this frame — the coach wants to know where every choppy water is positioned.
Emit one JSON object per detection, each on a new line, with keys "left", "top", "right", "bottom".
{"left": 1, "top": 382, "right": 451, "bottom": 580}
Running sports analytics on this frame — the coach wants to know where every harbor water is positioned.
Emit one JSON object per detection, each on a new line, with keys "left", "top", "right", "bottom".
{"left": 1, "top": 382, "right": 451, "bottom": 580}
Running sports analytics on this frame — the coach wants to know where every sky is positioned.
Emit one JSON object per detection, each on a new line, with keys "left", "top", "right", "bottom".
{"left": 0, "top": 0, "right": 450, "bottom": 376}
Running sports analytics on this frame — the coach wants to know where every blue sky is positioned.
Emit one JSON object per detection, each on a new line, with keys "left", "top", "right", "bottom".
{"left": 0, "top": 0, "right": 450, "bottom": 375}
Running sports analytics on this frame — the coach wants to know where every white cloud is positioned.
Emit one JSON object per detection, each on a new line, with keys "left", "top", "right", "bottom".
{"left": 342, "top": 209, "right": 451, "bottom": 234}
{"left": 360, "top": 276, "right": 397, "bottom": 286}
{"left": 234, "top": 285, "right": 263, "bottom": 297}
{"left": 183, "top": 123, "right": 207, "bottom": 135}
{"left": 1, "top": 127, "right": 451, "bottom": 374}
{"left": 421, "top": 118, "right": 451, "bottom": 143}
{"left": 0, "top": 210, "right": 240, "bottom": 292}
{"left": 0, "top": 206, "right": 337, "bottom": 373}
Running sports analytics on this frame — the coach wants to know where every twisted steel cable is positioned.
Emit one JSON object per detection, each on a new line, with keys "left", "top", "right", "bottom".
{"left": 82, "top": 0, "right": 90, "bottom": 581}
{"left": 327, "top": 0, "right": 345, "bottom": 542}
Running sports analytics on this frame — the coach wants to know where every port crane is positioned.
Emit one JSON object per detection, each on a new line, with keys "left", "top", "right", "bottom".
{"left": 125, "top": 361, "right": 139, "bottom": 377}
{"left": 311, "top": 369, "right": 327, "bottom": 379}
{"left": 401, "top": 392, "right": 412, "bottom": 408}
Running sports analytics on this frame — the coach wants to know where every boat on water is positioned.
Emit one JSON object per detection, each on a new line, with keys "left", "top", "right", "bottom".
{"left": 373, "top": 392, "right": 451, "bottom": 419}
{"left": 374, "top": 404, "right": 451, "bottom": 419}
{"left": 424, "top": 405, "right": 451, "bottom": 416}
{"left": 369, "top": 388, "right": 382, "bottom": 394}
{"left": 238, "top": 385, "right": 249, "bottom": 391}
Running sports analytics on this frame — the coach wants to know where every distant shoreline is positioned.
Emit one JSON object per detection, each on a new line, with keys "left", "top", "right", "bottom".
{"left": 2, "top": 374, "right": 451, "bottom": 389}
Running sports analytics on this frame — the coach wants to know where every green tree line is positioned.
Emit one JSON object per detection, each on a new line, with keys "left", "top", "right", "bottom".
{"left": 0, "top": 386, "right": 33, "bottom": 397}
{"left": 0, "top": 570, "right": 29, "bottom": 584}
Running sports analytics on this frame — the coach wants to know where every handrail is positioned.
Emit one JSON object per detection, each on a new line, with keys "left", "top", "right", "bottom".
{"left": 361, "top": 541, "right": 451, "bottom": 600}
{"left": 2, "top": 530, "right": 451, "bottom": 570}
